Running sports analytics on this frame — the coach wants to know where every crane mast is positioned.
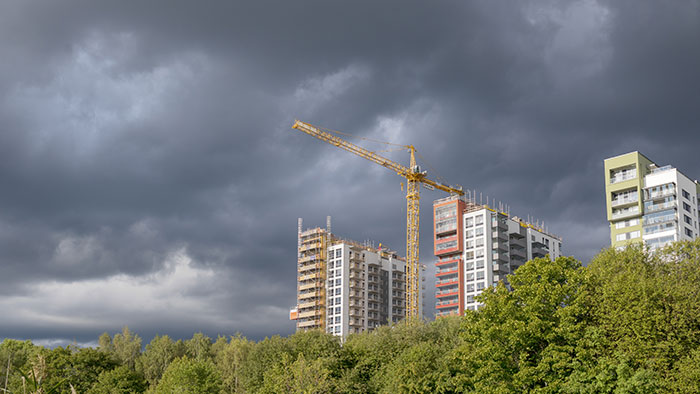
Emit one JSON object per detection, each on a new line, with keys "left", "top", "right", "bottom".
{"left": 292, "top": 120, "right": 463, "bottom": 319}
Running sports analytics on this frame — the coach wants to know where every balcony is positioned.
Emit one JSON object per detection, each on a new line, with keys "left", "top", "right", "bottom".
{"left": 349, "top": 280, "right": 362, "bottom": 289}
{"left": 492, "top": 241, "right": 509, "bottom": 252}
{"left": 436, "top": 287, "right": 459, "bottom": 297}
{"left": 299, "top": 272, "right": 322, "bottom": 282}
{"left": 510, "top": 247, "right": 526, "bottom": 259}
{"left": 611, "top": 196, "right": 638, "bottom": 207}
{"left": 298, "top": 300, "right": 322, "bottom": 309}
{"left": 299, "top": 242, "right": 322, "bottom": 252}
{"left": 509, "top": 236, "right": 526, "bottom": 248}
{"left": 298, "top": 281, "right": 322, "bottom": 291}
{"left": 436, "top": 298, "right": 459, "bottom": 308}
{"left": 610, "top": 170, "right": 637, "bottom": 184}
{"left": 297, "top": 309, "right": 320, "bottom": 319}
{"left": 298, "top": 254, "right": 319, "bottom": 263}
{"left": 436, "top": 308, "right": 460, "bottom": 317}
{"left": 297, "top": 319, "right": 322, "bottom": 328}
{"left": 436, "top": 277, "right": 459, "bottom": 286}
{"left": 297, "top": 291, "right": 318, "bottom": 301}
{"left": 645, "top": 200, "right": 677, "bottom": 214}
{"left": 298, "top": 262, "right": 322, "bottom": 273}
{"left": 436, "top": 265, "right": 458, "bottom": 276}
{"left": 492, "top": 231, "right": 508, "bottom": 241}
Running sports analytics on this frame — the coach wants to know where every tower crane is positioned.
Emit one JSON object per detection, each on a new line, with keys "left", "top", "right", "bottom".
{"left": 292, "top": 120, "right": 464, "bottom": 319}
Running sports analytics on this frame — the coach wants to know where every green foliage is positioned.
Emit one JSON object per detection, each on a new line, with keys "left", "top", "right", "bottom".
{"left": 138, "top": 334, "right": 182, "bottom": 387}
{"left": 0, "top": 339, "right": 40, "bottom": 393}
{"left": 213, "top": 334, "right": 252, "bottom": 394}
{"left": 185, "top": 333, "right": 213, "bottom": 361}
{"left": 88, "top": 365, "right": 147, "bottom": 394}
{"left": 112, "top": 326, "right": 142, "bottom": 370}
{"left": 4, "top": 240, "right": 700, "bottom": 393}
{"left": 260, "top": 353, "right": 334, "bottom": 394}
{"left": 41, "top": 346, "right": 118, "bottom": 393}
{"left": 154, "top": 356, "right": 221, "bottom": 394}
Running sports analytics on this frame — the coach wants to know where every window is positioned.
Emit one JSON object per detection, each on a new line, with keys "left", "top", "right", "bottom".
{"left": 466, "top": 273, "right": 474, "bottom": 282}
{"left": 466, "top": 251, "right": 474, "bottom": 259}
{"left": 615, "top": 218, "right": 639, "bottom": 229}
{"left": 466, "top": 295, "right": 475, "bottom": 303}
{"left": 616, "top": 230, "right": 640, "bottom": 241}
{"left": 475, "top": 215, "right": 484, "bottom": 225}
{"left": 435, "top": 205, "right": 456, "bottom": 220}
{"left": 685, "top": 215, "right": 693, "bottom": 225}
{"left": 465, "top": 240, "right": 474, "bottom": 249}
{"left": 476, "top": 271, "right": 485, "bottom": 280}
{"left": 476, "top": 260, "right": 484, "bottom": 269}
{"left": 436, "top": 217, "right": 457, "bottom": 233}
{"left": 475, "top": 249, "right": 484, "bottom": 258}
{"left": 612, "top": 189, "right": 638, "bottom": 205}
{"left": 466, "top": 284, "right": 475, "bottom": 292}
{"left": 465, "top": 217, "right": 474, "bottom": 227}
{"left": 335, "top": 249, "right": 342, "bottom": 258}
{"left": 610, "top": 166, "right": 637, "bottom": 184}
{"left": 335, "top": 278, "right": 341, "bottom": 286}
{"left": 335, "top": 307, "right": 341, "bottom": 314}
{"left": 683, "top": 189, "right": 690, "bottom": 200}
{"left": 475, "top": 227, "right": 484, "bottom": 236}
{"left": 685, "top": 227, "right": 694, "bottom": 237}
{"left": 683, "top": 202, "right": 691, "bottom": 212}
{"left": 465, "top": 230, "right": 474, "bottom": 238}
{"left": 335, "top": 288, "right": 341, "bottom": 295}
{"left": 475, "top": 238, "right": 484, "bottom": 247}
{"left": 476, "top": 282, "right": 485, "bottom": 290}
{"left": 436, "top": 240, "right": 457, "bottom": 251}
{"left": 465, "top": 262, "right": 474, "bottom": 270}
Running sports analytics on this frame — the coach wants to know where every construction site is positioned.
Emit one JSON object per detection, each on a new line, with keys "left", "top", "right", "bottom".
{"left": 289, "top": 120, "right": 562, "bottom": 336}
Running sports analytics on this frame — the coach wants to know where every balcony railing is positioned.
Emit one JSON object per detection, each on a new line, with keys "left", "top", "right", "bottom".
{"left": 645, "top": 200, "right": 677, "bottom": 213}
{"left": 611, "top": 196, "right": 638, "bottom": 207}
{"left": 436, "top": 277, "right": 459, "bottom": 286}
{"left": 610, "top": 170, "right": 636, "bottom": 184}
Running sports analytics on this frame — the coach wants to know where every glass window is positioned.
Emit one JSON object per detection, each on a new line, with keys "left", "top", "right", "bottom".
{"left": 475, "top": 227, "right": 484, "bottom": 236}
{"left": 465, "top": 217, "right": 474, "bottom": 227}
{"left": 476, "top": 271, "right": 485, "bottom": 280}
{"left": 475, "top": 260, "right": 484, "bottom": 269}
{"left": 475, "top": 215, "right": 484, "bottom": 225}
{"left": 476, "top": 282, "right": 485, "bottom": 290}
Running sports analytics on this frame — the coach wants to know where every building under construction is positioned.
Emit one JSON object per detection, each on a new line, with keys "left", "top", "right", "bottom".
{"left": 290, "top": 217, "right": 424, "bottom": 337}
{"left": 433, "top": 195, "right": 563, "bottom": 315}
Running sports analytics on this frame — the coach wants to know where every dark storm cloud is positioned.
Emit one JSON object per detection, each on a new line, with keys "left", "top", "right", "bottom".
{"left": 0, "top": 0, "right": 699, "bottom": 344}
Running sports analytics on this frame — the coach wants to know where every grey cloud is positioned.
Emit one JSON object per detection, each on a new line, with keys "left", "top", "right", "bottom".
{"left": 0, "top": 0, "right": 699, "bottom": 343}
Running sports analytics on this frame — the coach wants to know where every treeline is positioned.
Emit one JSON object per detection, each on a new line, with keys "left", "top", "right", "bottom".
{"left": 3, "top": 241, "right": 700, "bottom": 393}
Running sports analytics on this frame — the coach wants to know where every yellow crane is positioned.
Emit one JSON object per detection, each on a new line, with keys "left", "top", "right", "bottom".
{"left": 292, "top": 120, "right": 464, "bottom": 319}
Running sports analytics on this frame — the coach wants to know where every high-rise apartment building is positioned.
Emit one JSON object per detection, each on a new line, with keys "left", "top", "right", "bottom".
{"left": 433, "top": 195, "right": 563, "bottom": 315}
{"left": 291, "top": 218, "right": 424, "bottom": 338}
{"left": 604, "top": 152, "right": 700, "bottom": 251}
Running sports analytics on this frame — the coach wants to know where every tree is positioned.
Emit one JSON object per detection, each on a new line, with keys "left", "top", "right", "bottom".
{"left": 213, "top": 334, "right": 252, "bottom": 394}
{"left": 112, "top": 326, "right": 142, "bottom": 369}
{"left": 154, "top": 357, "right": 221, "bottom": 394}
{"left": 138, "top": 334, "right": 180, "bottom": 387}
{"left": 448, "top": 256, "right": 593, "bottom": 393}
{"left": 185, "top": 333, "right": 212, "bottom": 361}
{"left": 88, "top": 365, "right": 147, "bottom": 394}
{"left": 260, "top": 353, "right": 334, "bottom": 394}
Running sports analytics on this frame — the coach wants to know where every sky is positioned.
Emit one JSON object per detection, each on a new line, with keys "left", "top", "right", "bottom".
{"left": 1, "top": 0, "right": 699, "bottom": 347}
